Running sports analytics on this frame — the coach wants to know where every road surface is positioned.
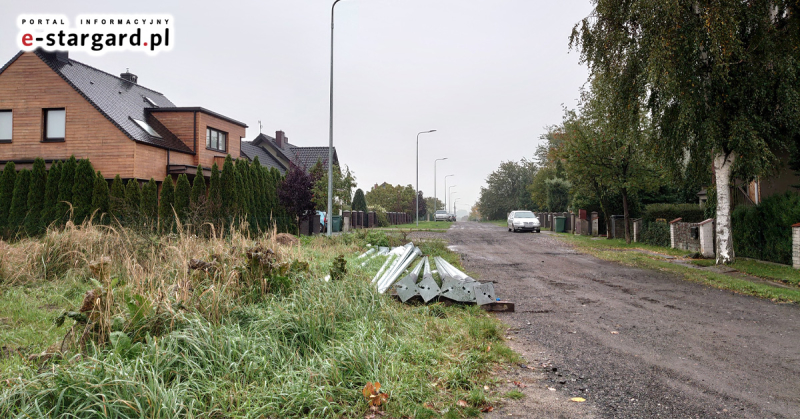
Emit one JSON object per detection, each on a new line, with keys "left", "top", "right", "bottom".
{"left": 445, "top": 221, "right": 800, "bottom": 418}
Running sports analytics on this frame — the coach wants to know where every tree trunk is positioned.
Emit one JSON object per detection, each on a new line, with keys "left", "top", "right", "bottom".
{"left": 713, "top": 151, "right": 736, "bottom": 264}
{"left": 622, "top": 187, "right": 631, "bottom": 244}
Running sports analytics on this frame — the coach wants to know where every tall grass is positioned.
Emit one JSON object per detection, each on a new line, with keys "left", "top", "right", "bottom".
{"left": 0, "top": 221, "right": 514, "bottom": 418}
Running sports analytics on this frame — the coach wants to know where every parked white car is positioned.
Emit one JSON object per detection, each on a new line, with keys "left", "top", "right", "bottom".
{"left": 434, "top": 210, "right": 450, "bottom": 222}
{"left": 507, "top": 210, "right": 541, "bottom": 233}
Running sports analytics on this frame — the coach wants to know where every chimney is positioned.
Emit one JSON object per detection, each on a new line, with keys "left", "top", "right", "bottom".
{"left": 120, "top": 69, "right": 138, "bottom": 84}
{"left": 275, "top": 130, "right": 285, "bottom": 148}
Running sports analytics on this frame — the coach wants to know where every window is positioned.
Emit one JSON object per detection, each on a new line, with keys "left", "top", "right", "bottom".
{"left": 132, "top": 118, "right": 162, "bottom": 138}
{"left": 0, "top": 110, "right": 11, "bottom": 142}
{"left": 43, "top": 108, "right": 65, "bottom": 142}
{"left": 206, "top": 127, "right": 227, "bottom": 152}
{"left": 143, "top": 96, "right": 158, "bottom": 107}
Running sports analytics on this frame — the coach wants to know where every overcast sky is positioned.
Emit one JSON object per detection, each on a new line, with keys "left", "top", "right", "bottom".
{"left": 1, "top": 0, "right": 593, "bottom": 216}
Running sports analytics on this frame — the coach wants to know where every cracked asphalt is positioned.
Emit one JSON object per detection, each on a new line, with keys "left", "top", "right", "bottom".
{"left": 445, "top": 221, "right": 800, "bottom": 418}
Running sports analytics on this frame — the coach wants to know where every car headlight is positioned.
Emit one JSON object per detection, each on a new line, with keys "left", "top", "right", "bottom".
{"left": 533, "top": 220, "right": 540, "bottom": 227}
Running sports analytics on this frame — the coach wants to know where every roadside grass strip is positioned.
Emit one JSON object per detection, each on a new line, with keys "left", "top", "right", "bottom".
{"left": 375, "top": 220, "right": 452, "bottom": 232}
{"left": 556, "top": 234, "right": 800, "bottom": 304}
{"left": 0, "top": 224, "right": 518, "bottom": 418}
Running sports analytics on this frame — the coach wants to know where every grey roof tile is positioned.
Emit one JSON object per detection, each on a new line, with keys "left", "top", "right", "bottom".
{"left": 240, "top": 141, "right": 286, "bottom": 174}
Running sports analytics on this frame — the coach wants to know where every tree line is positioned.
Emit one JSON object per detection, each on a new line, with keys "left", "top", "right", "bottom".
{"left": 0, "top": 155, "right": 301, "bottom": 239}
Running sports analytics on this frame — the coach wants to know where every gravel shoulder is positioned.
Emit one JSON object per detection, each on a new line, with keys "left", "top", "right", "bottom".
{"left": 446, "top": 221, "right": 800, "bottom": 419}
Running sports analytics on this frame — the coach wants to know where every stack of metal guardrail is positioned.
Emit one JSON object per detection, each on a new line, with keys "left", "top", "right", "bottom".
{"left": 368, "top": 243, "right": 496, "bottom": 305}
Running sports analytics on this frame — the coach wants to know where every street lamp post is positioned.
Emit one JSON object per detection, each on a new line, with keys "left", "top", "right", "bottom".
{"left": 416, "top": 130, "right": 437, "bottom": 226}
{"left": 448, "top": 187, "right": 457, "bottom": 213}
{"left": 326, "top": 0, "right": 344, "bottom": 237}
{"left": 443, "top": 174, "right": 454, "bottom": 211}
{"left": 453, "top": 198, "right": 460, "bottom": 217}
{"left": 434, "top": 158, "right": 447, "bottom": 214}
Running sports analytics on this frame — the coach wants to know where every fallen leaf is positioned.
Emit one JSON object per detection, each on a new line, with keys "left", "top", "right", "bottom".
{"left": 362, "top": 382, "right": 389, "bottom": 407}
{"left": 571, "top": 397, "right": 586, "bottom": 402}
{"left": 486, "top": 345, "right": 492, "bottom": 352}
{"left": 513, "top": 381, "right": 527, "bottom": 388}
{"left": 481, "top": 405, "right": 494, "bottom": 412}
{"left": 457, "top": 400, "right": 468, "bottom": 407}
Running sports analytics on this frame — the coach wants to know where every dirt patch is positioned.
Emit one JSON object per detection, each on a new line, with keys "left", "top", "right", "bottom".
{"left": 275, "top": 233, "right": 299, "bottom": 246}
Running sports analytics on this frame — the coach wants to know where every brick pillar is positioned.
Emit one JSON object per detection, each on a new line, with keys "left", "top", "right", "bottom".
{"left": 793, "top": 223, "right": 800, "bottom": 269}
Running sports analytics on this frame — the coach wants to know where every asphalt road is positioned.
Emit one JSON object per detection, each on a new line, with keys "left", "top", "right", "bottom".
{"left": 446, "top": 221, "right": 800, "bottom": 419}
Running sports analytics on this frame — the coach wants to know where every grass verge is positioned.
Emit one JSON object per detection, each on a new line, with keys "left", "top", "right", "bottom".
{"left": 376, "top": 220, "right": 452, "bottom": 231}
{"left": 0, "top": 223, "right": 516, "bottom": 418}
{"left": 555, "top": 233, "right": 800, "bottom": 303}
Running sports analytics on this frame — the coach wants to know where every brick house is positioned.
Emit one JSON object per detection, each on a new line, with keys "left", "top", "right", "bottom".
{"left": 0, "top": 49, "right": 247, "bottom": 182}
{"left": 240, "top": 131, "right": 338, "bottom": 175}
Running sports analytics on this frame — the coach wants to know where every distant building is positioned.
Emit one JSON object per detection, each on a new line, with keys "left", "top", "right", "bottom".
{"left": 240, "top": 131, "right": 338, "bottom": 175}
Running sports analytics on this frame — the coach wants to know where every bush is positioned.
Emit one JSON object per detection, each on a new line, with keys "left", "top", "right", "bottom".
{"left": 732, "top": 191, "right": 800, "bottom": 265}
{"left": 640, "top": 221, "right": 670, "bottom": 247}
{"left": 643, "top": 203, "right": 706, "bottom": 223}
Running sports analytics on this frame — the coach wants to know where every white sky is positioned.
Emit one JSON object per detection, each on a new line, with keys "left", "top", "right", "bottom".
{"left": 1, "top": 0, "right": 593, "bottom": 216}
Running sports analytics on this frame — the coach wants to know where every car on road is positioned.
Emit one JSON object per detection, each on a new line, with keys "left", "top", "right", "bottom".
{"left": 316, "top": 210, "right": 327, "bottom": 232}
{"left": 507, "top": 210, "right": 540, "bottom": 232}
{"left": 434, "top": 210, "right": 450, "bottom": 222}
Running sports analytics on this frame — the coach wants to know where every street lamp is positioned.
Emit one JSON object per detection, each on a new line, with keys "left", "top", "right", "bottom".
{"left": 434, "top": 158, "right": 447, "bottom": 215}
{"left": 453, "top": 198, "right": 460, "bottom": 217}
{"left": 326, "top": 0, "right": 345, "bottom": 237}
{"left": 443, "top": 174, "right": 454, "bottom": 211}
{"left": 416, "top": 129, "right": 437, "bottom": 226}
{"left": 448, "top": 187, "right": 457, "bottom": 213}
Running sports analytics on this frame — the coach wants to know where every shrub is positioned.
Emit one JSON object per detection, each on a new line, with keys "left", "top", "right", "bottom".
{"left": 640, "top": 221, "right": 670, "bottom": 247}
{"left": 57, "top": 156, "right": 77, "bottom": 222}
{"left": 208, "top": 163, "right": 222, "bottom": 221}
{"left": 24, "top": 158, "right": 47, "bottom": 234}
{"left": 124, "top": 179, "right": 141, "bottom": 220}
{"left": 159, "top": 176, "right": 175, "bottom": 232}
{"left": 8, "top": 169, "right": 31, "bottom": 232}
{"left": 221, "top": 155, "right": 238, "bottom": 219}
{"left": 91, "top": 171, "right": 110, "bottom": 222}
{"left": 72, "top": 159, "right": 96, "bottom": 223}
{"left": 174, "top": 173, "right": 191, "bottom": 222}
{"left": 643, "top": 203, "right": 706, "bottom": 223}
{"left": 140, "top": 178, "right": 158, "bottom": 224}
{"left": 732, "top": 191, "right": 800, "bottom": 265}
{"left": 190, "top": 165, "right": 206, "bottom": 207}
{"left": 109, "top": 175, "right": 125, "bottom": 220}
{"left": 0, "top": 162, "right": 16, "bottom": 232}
{"left": 352, "top": 188, "right": 367, "bottom": 213}
{"left": 40, "top": 161, "right": 61, "bottom": 228}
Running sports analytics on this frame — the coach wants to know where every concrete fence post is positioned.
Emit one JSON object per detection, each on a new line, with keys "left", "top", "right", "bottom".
{"left": 669, "top": 218, "right": 682, "bottom": 249}
{"left": 699, "top": 219, "right": 715, "bottom": 258}
{"left": 632, "top": 218, "right": 642, "bottom": 242}
{"left": 793, "top": 223, "right": 800, "bottom": 270}
{"left": 591, "top": 212, "right": 598, "bottom": 236}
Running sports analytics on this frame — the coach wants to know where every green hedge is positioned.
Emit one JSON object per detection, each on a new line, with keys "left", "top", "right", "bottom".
{"left": 732, "top": 192, "right": 800, "bottom": 265}
{"left": 640, "top": 221, "right": 670, "bottom": 247}
{"left": 643, "top": 203, "right": 706, "bottom": 223}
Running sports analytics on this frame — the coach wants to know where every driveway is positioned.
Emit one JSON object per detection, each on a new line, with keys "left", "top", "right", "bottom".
{"left": 445, "top": 222, "right": 800, "bottom": 418}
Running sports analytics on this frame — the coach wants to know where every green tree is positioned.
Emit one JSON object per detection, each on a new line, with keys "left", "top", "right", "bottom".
{"left": 312, "top": 164, "right": 356, "bottom": 215}
{"left": 571, "top": 0, "right": 800, "bottom": 262}
{"left": 352, "top": 188, "right": 367, "bottom": 213}
{"left": 91, "top": 171, "right": 110, "bottom": 222}
{"left": 24, "top": 158, "right": 47, "bottom": 234}
{"left": 72, "top": 159, "right": 96, "bottom": 223}
{"left": 0, "top": 162, "right": 17, "bottom": 233}
{"left": 190, "top": 165, "right": 206, "bottom": 207}
{"left": 477, "top": 159, "right": 537, "bottom": 220}
{"left": 124, "top": 179, "right": 141, "bottom": 222}
{"left": 235, "top": 160, "right": 251, "bottom": 219}
{"left": 8, "top": 169, "right": 31, "bottom": 232}
{"left": 220, "top": 155, "right": 238, "bottom": 221}
{"left": 109, "top": 175, "right": 125, "bottom": 221}
{"left": 249, "top": 159, "right": 265, "bottom": 229}
{"left": 544, "top": 178, "right": 571, "bottom": 212}
{"left": 56, "top": 156, "right": 77, "bottom": 222}
{"left": 208, "top": 163, "right": 222, "bottom": 222}
{"left": 40, "top": 161, "right": 61, "bottom": 229}
{"left": 140, "top": 178, "right": 158, "bottom": 225}
{"left": 159, "top": 176, "right": 175, "bottom": 232}
{"left": 174, "top": 173, "right": 191, "bottom": 223}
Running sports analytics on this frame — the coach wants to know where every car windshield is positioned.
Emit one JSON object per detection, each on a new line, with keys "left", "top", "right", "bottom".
{"left": 435, "top": 210, "right": 447, "bottom": 214}
{"left": 514, "top": 211, "right": 536, "bottom": 218}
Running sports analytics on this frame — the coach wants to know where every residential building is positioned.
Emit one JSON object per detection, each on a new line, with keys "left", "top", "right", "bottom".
{"left": 0, "top": 49, "right": 247, "bottom": 181}
{"left": 240, "top": 131, "right": 338, "bottom": 175}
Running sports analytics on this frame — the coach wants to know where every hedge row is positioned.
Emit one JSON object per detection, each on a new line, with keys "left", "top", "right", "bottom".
{"left": 732, "top": 191, "right": 800, "bottom": 265}
{"left": 639, "top": 221, "right": 670, "bottom": 247}
{"left": 642, "top": 203, "right": 706, "bottom": 223}
{"left": 0, "top": 155, "right": 295, "bottom": 239}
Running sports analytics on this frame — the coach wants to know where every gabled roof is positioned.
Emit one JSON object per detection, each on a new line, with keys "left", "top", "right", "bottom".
{"left": 253, "top": 133, "right": 298, "bottom": 165}
{"left": 290, "top": 146, "right": 339, "bottom": 171}
{"left": 25, "top": 50, "right": 195, "bottom": 154}
{"left": 240, "top": 141, "right": 286, "bottom": 173}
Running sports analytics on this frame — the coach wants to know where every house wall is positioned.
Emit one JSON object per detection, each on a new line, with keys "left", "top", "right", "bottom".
{"left": 759, "top": 153, "right": 800, "bottom": 199}
{"left": 195, "top": 113, "right": 245, "bottom": 166}
{"left": 150, "top": 111, "right": 195, "bottom": 152}
{"left": 0, "top": 52, "right": 138, "bottom": 178}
